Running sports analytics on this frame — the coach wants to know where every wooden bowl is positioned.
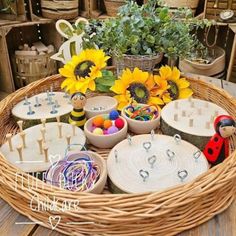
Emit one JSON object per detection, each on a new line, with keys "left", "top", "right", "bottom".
{"left": 84, "top": 114, "right": 128, "bottom": 149}
{"left": 84, "top": 96, "right": 118, "bottom": 119}
{"left": 121, "top": 104, "right": 161, "bottom": 134}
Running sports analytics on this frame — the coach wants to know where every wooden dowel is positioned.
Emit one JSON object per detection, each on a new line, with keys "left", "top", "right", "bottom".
{"left": 17, "top": 120, "right": 23, "bottom": 132}
{"left": 40, "top": 128, "right": 46, "bottom": 142}
{"left": 56, "top": 116, "right": 60, "bottom": 123}
{"left": 66, "top": 135, "right": 71, "bottom": 148}
{"left": 6, "top": 133, "right": 13, "bottom": 152}
{"left": 20, "top": 132, "right": 26, "bottom": 148}
{"left": 37, "top": 138, "right": 43, "bottom": 154}
{"left": 58, "top": 123, "right": 62, "bottom": 139}
{"left": 43, "top": 145, "right": 49, "bottom": 162}
{"left": 41, "top": 118, "right": 46, "bottom": 128}
{"left": 16, "top": 145, "right": 23, "bottom": 162}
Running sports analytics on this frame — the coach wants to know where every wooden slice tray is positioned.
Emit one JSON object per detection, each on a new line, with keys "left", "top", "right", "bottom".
{"left": 0, "top": 72, "right": 235, "bottom": 236}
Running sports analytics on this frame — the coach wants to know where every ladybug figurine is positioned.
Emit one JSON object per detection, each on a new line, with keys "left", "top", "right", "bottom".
{"left": 203, "top": 115, "right": 236, "bottom": 166}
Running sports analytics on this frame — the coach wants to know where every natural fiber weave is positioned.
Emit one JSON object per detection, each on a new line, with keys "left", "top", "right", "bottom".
{"left": 0, "top": 69, "right": 236, "bottom": 236}
{"left": 104, "top": 0, "right": 125, "bottom": 16}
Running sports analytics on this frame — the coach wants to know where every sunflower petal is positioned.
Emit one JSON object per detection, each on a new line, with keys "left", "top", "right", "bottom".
{"left": 178, "top": 88, "right": 193, "bottom": 99}
{"left": 176, "top": 78, "right": 190, "bottom": 89}
{"left": 171, "top": 67, "right": 181, "bottom": 80}
{"left": 159, "top": 66, "right": 172, "bottom": 79}
{"left": 162, "top": 93, "right": 172, "bottom": 104}
{"left": 110, "top": 80, "right": 127, "bottom": 94}
{"left": 148, "top": 96, "right": 164, "bottom": 105}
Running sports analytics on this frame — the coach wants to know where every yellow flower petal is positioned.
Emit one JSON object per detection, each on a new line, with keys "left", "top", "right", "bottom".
{"left": 159, "top": 66, "right": 172, "bottom": 79}
{"left": 110, "top": 80, "right": 127, "bottom": 94}
{"left": 162, "top": 93, "right": 172, "bottom": 104}
{"left": 148, "top": 96, "right": 164, "bottom": 105}
{"left": 88, "top": 80, "right": 96, "bottom": 91}
{"left": 132, "top": 67, "right": 149, "bottom": 84}
{"left": 176, "top": 78, "right": 190, "bottom": 89}
{"left": 171, "top": 67, "right": 180, "bottom": 80}
{"left": 178, "top": 88, "right": 193, "bottom": 99}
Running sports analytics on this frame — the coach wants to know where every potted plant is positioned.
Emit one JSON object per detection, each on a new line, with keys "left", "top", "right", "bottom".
{"left": 82, "top": 0, "right": 208, "bottom": 73}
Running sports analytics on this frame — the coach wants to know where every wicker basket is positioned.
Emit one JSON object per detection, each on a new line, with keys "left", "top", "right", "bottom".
{"left": 0, "top": 70, "right": 236, "bottom": 235}
{"left": 163, "top": 0, "right": 200, "bottom": 14}
{"left": 40, "top": 0, "right": 79, "bottom": 20}
{"left": 114, "top": 53, "right": 164, "bottom": 75}
{"left": 104, "top": 0, "right": 125, "bottom": 16}
{"left": 14, "top": 52, "right": 57, "bottom": 88}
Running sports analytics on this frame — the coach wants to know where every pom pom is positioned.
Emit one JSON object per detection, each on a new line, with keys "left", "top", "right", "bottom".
{"left": 109, "top": 110, "right": 119, "bottom": 120}
{"left": 103, "top": 129, "right": 108, "bottom": 135}
{"left": 92, "top": 116, "right": 104, "bottom": 127}
{"left": 115, "top": 118, "right": 125, "bottom": 129}
{"left": 107, "top": 126, "right": 119, "bottom": 134}
{"left": 103, "top": 120, "right": 112, "bottom": 129}
{"left": 93, "top": 128, "right": 104, "bottom": 135}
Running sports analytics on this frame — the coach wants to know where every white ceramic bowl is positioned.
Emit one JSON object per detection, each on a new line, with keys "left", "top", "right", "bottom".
{"left": 121, "top": 104, "right": 161, "bottom": 134}
{"left": 84, "top": 114, "right": 128, "bottom": 149}
{"left": 84, "top": 96, "right": 118, "bottom": 119}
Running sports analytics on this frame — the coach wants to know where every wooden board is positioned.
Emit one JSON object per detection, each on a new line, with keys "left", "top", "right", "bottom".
{"left": 12, "top": 92, "right": 72, "bottom": 121}
{"left": 0, "top": 122, "right": 86, "bottom": 172}
{"left": 107, "top": 134, "right": 208, "bottom": 193}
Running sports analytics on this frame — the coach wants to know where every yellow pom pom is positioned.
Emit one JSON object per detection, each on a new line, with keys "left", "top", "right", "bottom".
{"left": 93, "top": 128, "right": 103, "bottom": 135}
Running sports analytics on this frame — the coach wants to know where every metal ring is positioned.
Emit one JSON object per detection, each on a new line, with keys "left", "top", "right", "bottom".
{"left": 139, "top": 169, "right": 149, "bottom": 182}
{"left": 166, "top": 149, "right": 175, "bottom": 160}
{"left": 174, "top": 134, "right": 181, "bottom": 144}
{"left": 148, "top": 155, "right": 156, "bottom": 168}
{"left": 193, "top": 150, "right": 201, "bottom": 161}
{"left": 143, "top": 142, "right": 152, "bottom": 152}
{"left": 178, "top": 170, "right": 188, "bottom": 182}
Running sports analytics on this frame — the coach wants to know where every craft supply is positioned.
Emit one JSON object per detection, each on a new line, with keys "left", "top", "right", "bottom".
{"left": 203, "top": 115, "right": 236, "bottom": 166}
{"left": 41, "top": 118, "right": 46, "bottom": 128}
{"left": 115, "top": 118, "right": 125, "bottom": 129}
{"left": 27, "top": 106, "right": 35, "bottom": 115}
{"left": 93, "top": 116, "right": 104, "bottom": 127}
{"left": 103, "top": 120, "right": 112, "bottom": 129}
{"left": 24, "top": 96, "right": 30, "bottom": 105}
{"left": 71, "top": 121, "right": 76, "bottom": 136}
{"left": 0, "top": 122, "right": 86, "bottom": 172}
{"left": 93, "top": 128, "right": 104, "bottom": 135}
{"left": 43, "top": 145, "right": 49, "bottom": 162}
{"left": 69, "top": 92, "right": 87, "bottom": 129}
{"left": 66, "top": 135, "right": 71, "bottom": 147}
{"left": 161, "top": 98, "right": 229, "bottom": 150}
{"left": 56, "top": 116, "right": 60, "bottom": 123}
{"left": 6, "top": 134, "right": 13, "bottom": 152}
{"left": 58, "top": 123, "right": 63, "bottom": 139}
{"left": 107, "top": 134, "right": 209, "bottom": 193}
{"left": 45, "top": 151, "right": 105, "bottom": 193}
{"left": 20, "top": 132, "right": 26, "bottom": 148}
{"left": 16, "top": 145, "right": 23, "bottom": 162}
{"left": 109, "top": 110, "right": 119, "bottom": 120}
{"left": 107, "top": 126, "right": 119, "bottom": 135}
{"left": 12, "top": 92, "right": 73, "bottom": 129}
{"left": 17, "top": 120, "right": 24, "bottom": 132}
{"left": 34, "top": 97, "right": 41, "bottom": 107}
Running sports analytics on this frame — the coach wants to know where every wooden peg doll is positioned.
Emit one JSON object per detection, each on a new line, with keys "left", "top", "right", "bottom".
{"left": 69, "top": 92, "right": 87, "bottom": 129}
{"left": 203, "top": 115, "right": 236, "bottom": 166}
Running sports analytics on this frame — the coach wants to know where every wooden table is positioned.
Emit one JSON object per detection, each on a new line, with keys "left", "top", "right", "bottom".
{"left": 0, "top": 76, "right": 236, "bottom": 236}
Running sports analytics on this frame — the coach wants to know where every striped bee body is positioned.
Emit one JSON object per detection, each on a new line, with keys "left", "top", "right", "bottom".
{"left": 69, "top": 108, "right": 86, "bottom": 128}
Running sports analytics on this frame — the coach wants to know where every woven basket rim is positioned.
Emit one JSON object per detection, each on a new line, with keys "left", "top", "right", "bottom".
{"left": 0, "top": 73, "right": 236, "bottom": 198}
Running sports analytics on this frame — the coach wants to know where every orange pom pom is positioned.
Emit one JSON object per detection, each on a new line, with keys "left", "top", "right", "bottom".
{"left": 103, "top": 120, "right": 112, "bottom": 129}
{"left": 92, "top": 116, "right": 104, "bottom": 127}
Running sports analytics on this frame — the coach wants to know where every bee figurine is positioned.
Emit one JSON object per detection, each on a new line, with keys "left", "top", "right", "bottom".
{"left": 203, "top": 115, "right": 236, "bottom": 166}
{"left": 69, "top": 92, "right": 87, "bottom": 129}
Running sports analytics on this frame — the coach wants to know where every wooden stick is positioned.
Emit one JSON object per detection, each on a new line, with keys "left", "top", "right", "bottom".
{"left": 20, "top": 132, "right": 26, "bottom": 148}
{"left": 37, "top": 138, "right": 43, "bottom": 155}
{"left": 189, "top": 119, "right": 193, "bottom": 127}
{"left": 66, "top": 135, "right": 71, "bottom": 149}
{"left": 71, "top": 121, "right": 76, "bottom": 136}
{"left": 16, "top": 145, "right": 23, "bottom": 162}
{"left": 58, "top": 123, "right": 62, "bottom": 139}
{"left": 17, "top": 120, "right": 23, "bottom": 132}
{"left": 56, "top": 116, "right": 60, "bottom": 123}
{"left": 40, "top": 128, "right": 46, "bottom": 142}
{"left": 174, "top": 114, "right": 178, "bottom": 122}
{"left": 43, "top": 145, "right": 49, "bottom": 162}
{"left": 6, "top": 133, "right": 13, "bottom": 152}
{"left": 41, "top": 118, "right": 46, "bottom": 128}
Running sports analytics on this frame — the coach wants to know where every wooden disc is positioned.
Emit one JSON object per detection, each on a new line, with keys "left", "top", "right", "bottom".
{"left": 161, "top": 98, "right": 228, "bottom": 149}
{"left": 107, "top": 134, "right": 209, "bottom": 194}
{"left": 12, "top": 92, "right": 72, "bottom": 121}
{"left": 0, "top": 122, "right": 86, "bottom": 173}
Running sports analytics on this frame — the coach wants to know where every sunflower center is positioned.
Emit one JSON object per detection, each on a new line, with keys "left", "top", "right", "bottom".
{"left": 167, "top": 81, "right": 179, "bottom": 100}
{"left": 128, "top": 83, "right": 150, "bottom": 104}
{"left": 74, "top": 60, "right": 95, "bottom": 78}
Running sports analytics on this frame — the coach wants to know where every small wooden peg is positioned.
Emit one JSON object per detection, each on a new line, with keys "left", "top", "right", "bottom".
{"left": 43, "top": 145, "right": 49, "bottom": 162}
{"left": 58, "top": 123, "right": 62, "bottom": 138}
{"left": 66, "top": 135, "right": 71, "bottom": 148}
{"left": 16, "top": 145, "right": 23, "bottom": 162}
{"left": 198, "top": 108, "right": 202, "bottom": 115}
{"left": 20, "top": 132, "right": 26, "bottom": 148}
{"left": 17, "top": 120, "right": 23, "bottom": 132}
{"left": 71, "top": 121, "right": 76, "bottom": 136}
{"left": 40, "top": 128, "right": 46, "bottom": 142}
{"left": 6, "top": 133, "right": 13, "bottom": 152}
{"left": 174, "top": 102, "right": 178, "bottom": 109}
{"left": 37, "top": 138, "right": 43, "bottom": 154}
{"left": 56, "top": 116, "right": 60, "bottom": 123}
{"left": 174, "top": 114, "right": 178, "bottom": 121}
{"left": 205, "top": 121, "right": 211, "bottom": 129}
{"left": 182, "top": 110, "right": 186, "bottom": 117}
{"left": 189, "top": 119, "right": 193, "bottom": 127}
{"left": 41, "top": 118, "right": 46, "bottom": 128}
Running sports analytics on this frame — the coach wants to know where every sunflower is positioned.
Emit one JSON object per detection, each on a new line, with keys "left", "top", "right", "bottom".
{"left": 110, "top": 68, "right": 164, "bottom": 110}
{"left": 59, "top": 49, "right": 110, "bottom": 94}
{"left": 155, "top": 66, "right": 193, "bottom": 104}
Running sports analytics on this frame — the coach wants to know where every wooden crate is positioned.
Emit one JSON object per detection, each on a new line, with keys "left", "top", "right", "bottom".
{"left": 0, "top": 0, "right": 29, "bottom": 21}
{"left": 0, "top": 21, "right": 63, "bottom": 93}
{"left": 204, "top": 0, "right": 236, "bottom": 20}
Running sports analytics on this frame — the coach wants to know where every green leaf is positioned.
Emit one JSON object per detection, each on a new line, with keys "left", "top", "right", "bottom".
{"left": 96, "top": 78, "right": 115, "bottom": 87}
{"left": 96, "top": 83, "right": 111, "bottom": 93}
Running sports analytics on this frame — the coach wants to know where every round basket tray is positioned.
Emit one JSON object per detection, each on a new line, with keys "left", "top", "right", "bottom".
{"left": 0, "top": 70, "right": 236, "bottom": 236}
